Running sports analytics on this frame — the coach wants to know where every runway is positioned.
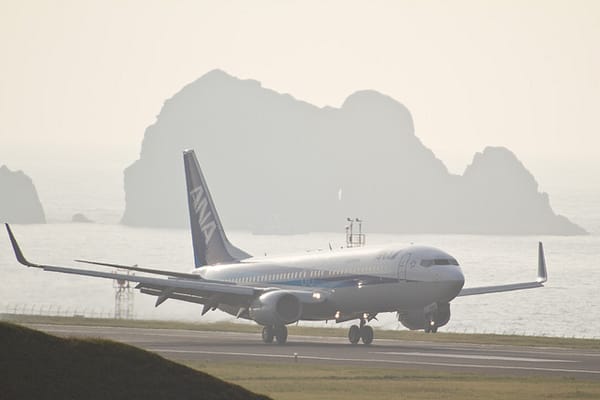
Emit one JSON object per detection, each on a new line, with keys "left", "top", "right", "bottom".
{"left": 28, "top": 323, "right": 600, "bottom": 379}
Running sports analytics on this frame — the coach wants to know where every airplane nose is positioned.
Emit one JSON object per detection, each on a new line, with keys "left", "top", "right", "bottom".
{"left": 439, "top": 266, "right": 465, "bottom": 300}
{"left": 453, "top": 267, "right": 465, "bottom": 285}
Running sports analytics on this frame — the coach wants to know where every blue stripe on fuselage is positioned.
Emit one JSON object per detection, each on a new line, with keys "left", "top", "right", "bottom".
{"left": 228, "top": 274, "right": 398, "bottom": 289}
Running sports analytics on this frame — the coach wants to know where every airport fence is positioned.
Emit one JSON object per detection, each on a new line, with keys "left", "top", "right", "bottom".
{"left": 0, "top": 303, "right": 120, "bottom": 320}
{"left": 1, "top": 303, "right": 599, "bottom": 340}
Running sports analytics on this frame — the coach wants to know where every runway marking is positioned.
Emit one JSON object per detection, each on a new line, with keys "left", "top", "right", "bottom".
{"left": 371, "top": 351, "right": 575, "bottom": 363}
{"left": 31, "top": 325, "right": 248, "bottom": 339}
{"left": 148, "top": 348, "right": 600, "bottom": 376}
{"left": 30, "top": 324, "right": 600, "bottom": 369}
{"left": 32, "top": 325, "right": 600, "bottom": 357}
{"left": 403, "top": 345, "right": 600, "bottom": 359}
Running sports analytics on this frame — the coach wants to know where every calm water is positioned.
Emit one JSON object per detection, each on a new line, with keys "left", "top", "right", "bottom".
{"left": 1, "top": 222, "right": 598, "bottom": 338}
{"left": 2, "top": 172, "right": 599, "bottom": 337}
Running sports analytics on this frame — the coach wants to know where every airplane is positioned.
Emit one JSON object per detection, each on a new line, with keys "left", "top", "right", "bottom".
{"left": 5, "top": 149, "right": 548, "bottom": 345}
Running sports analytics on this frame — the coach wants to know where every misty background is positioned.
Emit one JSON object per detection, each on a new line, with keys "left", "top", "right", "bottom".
{"left": 1, "top": 1, "right": 599, "bottom": 229}
{"left": 1, "top": 1, "right": 599, "bottom": 337}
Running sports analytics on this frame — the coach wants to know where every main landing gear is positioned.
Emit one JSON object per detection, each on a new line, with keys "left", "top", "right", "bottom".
{"left": 348, "top": 318, "right": 374, "bottom": 345}
{"left": 262, "top": 325, "right": 288, "bottom": 344}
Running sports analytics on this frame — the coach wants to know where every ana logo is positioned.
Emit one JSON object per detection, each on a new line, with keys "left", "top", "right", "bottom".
{"left": 190, "top": 186, "right": 217, "bottom": 244}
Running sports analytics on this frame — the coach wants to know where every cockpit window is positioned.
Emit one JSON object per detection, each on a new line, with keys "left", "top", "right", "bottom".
{"left": 420, "top": 258, "right": 459, "bottom": 267}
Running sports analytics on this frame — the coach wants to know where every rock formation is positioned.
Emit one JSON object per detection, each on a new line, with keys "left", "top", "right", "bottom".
{"left": 0, "top": 165, "right": 46, "bottom": 224}
{"left": 72, "top": 213, "right": 93, "bottom": 223}
{"left": 121, "top": 70, "right": 586, "bottom": 235}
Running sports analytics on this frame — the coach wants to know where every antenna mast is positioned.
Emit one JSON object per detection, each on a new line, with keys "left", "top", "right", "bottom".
{"left": 345, "top": 217, "right": 366, "bottom": 248}
{"left": 113, "top": 269, "right": 134, "bottom": 319}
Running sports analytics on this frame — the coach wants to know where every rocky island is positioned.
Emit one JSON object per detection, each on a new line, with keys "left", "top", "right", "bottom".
{"left": 121, "top": 70, "right": 586, "bottom": 235}
{"left": 0, "top": 165, "right": 46, "bottom": 224}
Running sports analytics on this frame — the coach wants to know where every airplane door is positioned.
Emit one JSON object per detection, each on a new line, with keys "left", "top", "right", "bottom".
{"left": 302, "top": 269, "right": 312, "bottom": 287}
{"left": 398, "top": 253, "right": 411, "bottom": 281}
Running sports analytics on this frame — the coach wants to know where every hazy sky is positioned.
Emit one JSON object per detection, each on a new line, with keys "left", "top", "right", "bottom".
{"left": 1, "top": 0, "right": 599, "bottom": 198}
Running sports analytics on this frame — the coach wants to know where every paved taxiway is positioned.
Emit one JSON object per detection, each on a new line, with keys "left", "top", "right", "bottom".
{"left": 28, "top": 324, "right": 600, "bottom": 379}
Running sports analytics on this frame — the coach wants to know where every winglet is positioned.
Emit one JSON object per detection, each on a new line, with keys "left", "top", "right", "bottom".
{"left": 5, "top": 224, "right": 40, "bottom": 268}
{"left": 537, "top": 242, "right": 548, "bottom": 283}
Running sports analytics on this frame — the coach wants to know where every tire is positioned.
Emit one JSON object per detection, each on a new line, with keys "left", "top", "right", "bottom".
{"left": 262, "top": 326, "right": 274, "bottom": 343}
{"left": 274, "top": 325, "right": 288, "bottom": 345}
{"left": 348, "top": 325, "right": 360, "bottom": 344}
{"left": 360, "top": 325, "right": 374, "bottom": 345}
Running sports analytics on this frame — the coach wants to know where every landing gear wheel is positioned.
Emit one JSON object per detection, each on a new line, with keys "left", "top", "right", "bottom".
{"left": 348, "top": 324, "right": 361, "bottom": 344}
{"left": 424, "top": 319, "right": 436, "bottom": 333}
{"left": 274, "top": 325, "right": 288, "bottom": 345}
{"left": 262, "top": 326, "right": 274, "bottom": 343}
{"left": 360, "top": 325, "right": 374, "bottom": 345}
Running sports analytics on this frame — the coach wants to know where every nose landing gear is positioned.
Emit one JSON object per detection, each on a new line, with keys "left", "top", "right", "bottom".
{"left": 424, "top": 319, "right": 438, "bottom": 333}
{"left": 423, "top": 303, "right": 441, "bottom": 333}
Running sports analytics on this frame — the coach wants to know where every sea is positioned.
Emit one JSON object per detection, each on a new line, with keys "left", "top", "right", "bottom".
{"left": 1, "top": 182, "right": 599, "bottom": 339}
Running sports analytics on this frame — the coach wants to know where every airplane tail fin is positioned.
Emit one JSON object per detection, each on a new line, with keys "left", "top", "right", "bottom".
{"left": 183, "top": 149, "right": 251, "bottom": 267}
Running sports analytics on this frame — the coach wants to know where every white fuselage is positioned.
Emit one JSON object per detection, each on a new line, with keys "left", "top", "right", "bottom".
{"left": 195, "top": 244, "right": 465, "bottom": 321}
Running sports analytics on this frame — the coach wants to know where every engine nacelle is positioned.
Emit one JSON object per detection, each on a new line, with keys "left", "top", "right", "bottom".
{"left": 398, "top": 302, "right": 451, "bottom": 330}
{"left": 249, "top": 290, "right": 303, "bottom": 326}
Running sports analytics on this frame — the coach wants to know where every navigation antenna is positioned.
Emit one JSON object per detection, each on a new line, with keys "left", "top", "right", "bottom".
{"left": 113, "top": 269, "right": 134, "bottom": 319}
{"left": 345, "top": 217, "right": 366, "bottom": 248}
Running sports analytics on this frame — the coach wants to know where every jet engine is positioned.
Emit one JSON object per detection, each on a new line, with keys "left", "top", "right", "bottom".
{"left": 397, "top": 302, "right": 451, "bottom": 331}
{"left": 249, "top": 290, "right": 303, "bottom": 326}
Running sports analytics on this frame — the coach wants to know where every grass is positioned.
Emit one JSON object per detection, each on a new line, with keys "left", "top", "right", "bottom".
{"left": 0, "top": 321, "right": 270, "bottom": 400}
{"left": 4, "top": 313, "right": 600, "bottom": 350}
{"left": 187, "top": 361, "right": 600, "bottom": 400}
{"left": 3, "top": 318, "right": 599, "bottom": 400}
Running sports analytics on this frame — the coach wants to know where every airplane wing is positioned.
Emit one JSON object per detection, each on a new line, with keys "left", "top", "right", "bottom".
{"left": 5, "top": 224, "right": 327, "bottom": 314}
{"left": 457, "top": 242, "right": 548, "bottom": 297}
{"left": 74, "top": 259, "right": 205, "bottom": 280}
